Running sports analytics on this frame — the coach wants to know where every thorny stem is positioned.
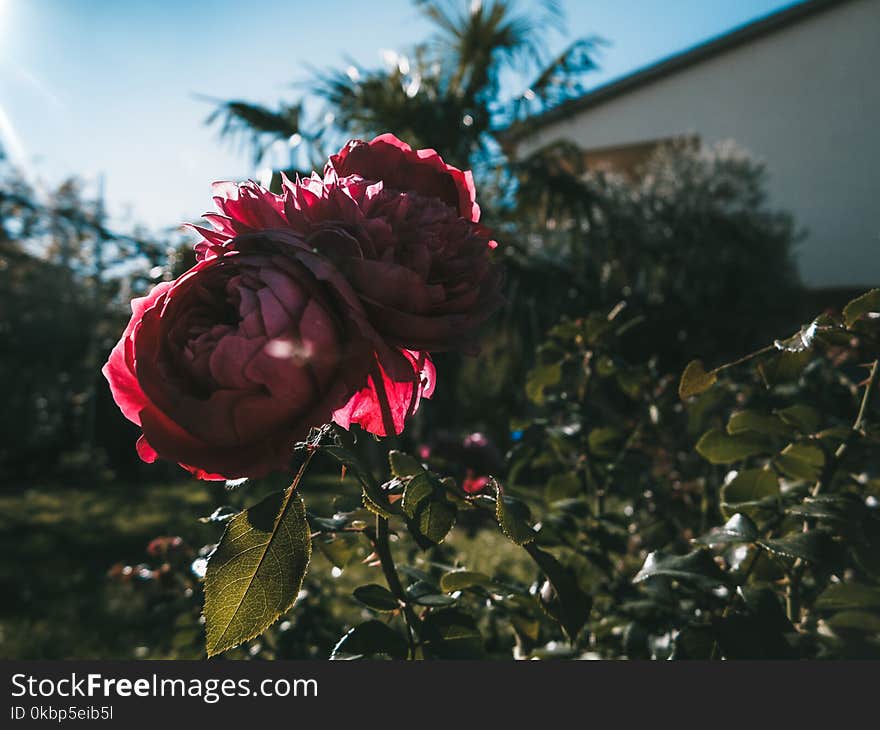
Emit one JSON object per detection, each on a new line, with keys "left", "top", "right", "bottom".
{"left": 713, "top": 343, "right": 777, "bottom": 375}
{"left": 847, "top": 359, "right": 879, "bottom": 442}
{"left": 371, "top": 514, "right": 420, "bottom": 658}
{"left": 786, "top": 359, "right": 879, "bottom": 624}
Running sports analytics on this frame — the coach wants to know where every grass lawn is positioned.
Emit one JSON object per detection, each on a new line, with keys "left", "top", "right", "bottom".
{"left": 0, "top": 474, "right": 537, "bottom": 659}
{"left": 0, "top": 480, "right": 220, "bottom": 659}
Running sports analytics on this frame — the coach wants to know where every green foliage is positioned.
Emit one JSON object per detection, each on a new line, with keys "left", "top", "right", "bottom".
{"left": 500, "top": 289, "right": 880, "bottom": 659}
{"left": 440, "top": 570, "right": 492, "bottom": 592}
{"left": 508, "top": 141, "right": 803, "bottom": 370}
{"left": 204, "top": 477, "right": 312, "bottom": 657}
{"left": 353, "top": 584, "right": 400, "bottom": 612}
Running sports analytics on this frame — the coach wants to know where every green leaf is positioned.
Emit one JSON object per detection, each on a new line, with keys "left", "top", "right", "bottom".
{"left": 545, "top": 472, "right": 581, "bottom": 501}
{"left": 204, "top": 487, "right": 311, "bottom": 657}
{"left": 694, "top": 513, "right": 759, "bottom": 546}
{"left": 406, "top": 580, "right": 457, "bottom": 606}
{"left": 633, "top": 549, "right": 728, "bottom": 588}
{"left": 727, "top": 410, "right": 792, "bottom": 437}
{"left": 526, "top": 362, "right": 562, "bottom": 405}
{"left": 353, "top": 584, "right": 400, "bottom": 612}
{"left": 815, "top": 583, "right": 880, "bottom": 612}
{"left": 361, "top": 489, "right": 393, "bottom": 519}
{"left": 401, "top": 472, "right": 434, "bottom": 519}
{"left": 815, "top": 426, "right": 852, "bottom": 442}
{"left": 722, "top": 469, "right": 780, "bottom": 504}
{"left": 679, "top": 359, "right": 717, "bottom": 399}
{"left": 323, "top": 444, "right": 393, "bottom": 517}
{"left": 758, "top": 349, "right": 813, "bottom": 385}
{"left": 827, "top": 610, "right": 880, "bottom": 634}
{"left": 758, "top": 531, "right": 839, "bottom": 564}
{"left": 422, "top": 609, "right": 485, "bottom": 659}
{"left": 418, "top": 498, "right": 456, "bottom": 544}
{"left": 696, "top": 428, "right": 770, "bottom": 464}
{"left": 587, "top": 427, "right": 622, "bottom": 458}
{"left": 389, "top": 450, "right": 424, "bottom": 478}
{"left": 315, "top": 532, "right": 363, "bottom": 569}
{"left": 720, "top": 468, "right": 780, "bottom": 519}
{"left": 525, "top": 544, "right": 592, "bottom": 639}
{"left": 489, "top": 478, "right": 537, "bottom": 545}
{"left": 843, "top": 288, "right": 880, "bottom": 328}
{"left": 687, "top": 387, "right": 726, "bottom": 437}
{"left": 331, "top": 620, "right": 408, "bottom": 660}
{"left": 786, "top": 494, "right": 864, "bottom": 523}
{"left": 439, "top": 570, "right": 492, "bottom": 593}
{"left": 774, "top": 442, "right": 825, "bottom": 481}
{"left": 774, "top": 404, "right": 821, "bottom": 433}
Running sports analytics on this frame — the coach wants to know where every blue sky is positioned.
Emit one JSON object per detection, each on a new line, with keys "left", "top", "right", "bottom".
{"left": 0, "top": 0, "right": 800, "bottom": 230}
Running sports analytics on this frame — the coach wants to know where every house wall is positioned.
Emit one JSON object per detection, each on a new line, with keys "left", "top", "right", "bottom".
{"left": 515, "top": 0, "right": 880, "bottom": 288}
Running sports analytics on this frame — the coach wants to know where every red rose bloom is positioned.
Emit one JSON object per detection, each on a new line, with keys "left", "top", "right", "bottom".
{"left": 193, "top": 135, "right": 501, "bottom": 353}
{"left": 103, "top": 231, "right": 433, "bottom": 479}
{"left": 107, "top": 135, "right": 498, "bottom": 479}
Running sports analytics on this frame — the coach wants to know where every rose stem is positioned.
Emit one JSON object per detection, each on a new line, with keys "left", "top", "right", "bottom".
{"left": 373, "top": 514, "right": 420, "bottom": 658}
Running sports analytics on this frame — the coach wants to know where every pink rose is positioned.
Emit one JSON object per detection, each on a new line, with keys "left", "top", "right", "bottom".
{"left": 103, "top": 231, "right": 433, "bottom": 479}
{"left": 193, "top": 139, "right": 501, "bottom": 353}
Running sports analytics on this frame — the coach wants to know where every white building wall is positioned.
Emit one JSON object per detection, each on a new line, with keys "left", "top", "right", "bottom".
{"left": 517, "top": 0, "right": 880, "bottom": 288}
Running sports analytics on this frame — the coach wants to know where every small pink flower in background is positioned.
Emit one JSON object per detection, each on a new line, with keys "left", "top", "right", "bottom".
{"left": 146, "top": 536, "right": 185, "bottom": 558}
{"left": 463, "top": 432, "right": 489, "bottom": 448}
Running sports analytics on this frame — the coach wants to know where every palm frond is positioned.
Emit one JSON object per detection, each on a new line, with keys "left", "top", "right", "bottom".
{"left": 202, "top": 97, "right": 306, "bottom": 165}
{"left": 416, "top": 0, "right": 564, "bottom": 100}
{"left": 508, "top": 36, "right": 605, "bottom": 122}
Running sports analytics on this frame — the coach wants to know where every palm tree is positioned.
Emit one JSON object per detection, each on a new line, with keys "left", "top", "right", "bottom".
{"left": 204, "top": 0, "right": 603, "bottom": 175}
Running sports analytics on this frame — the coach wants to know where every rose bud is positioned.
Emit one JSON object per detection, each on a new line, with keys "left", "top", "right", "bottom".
{"left": 103, "top": 230, "right": 433, "bottom": 479}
